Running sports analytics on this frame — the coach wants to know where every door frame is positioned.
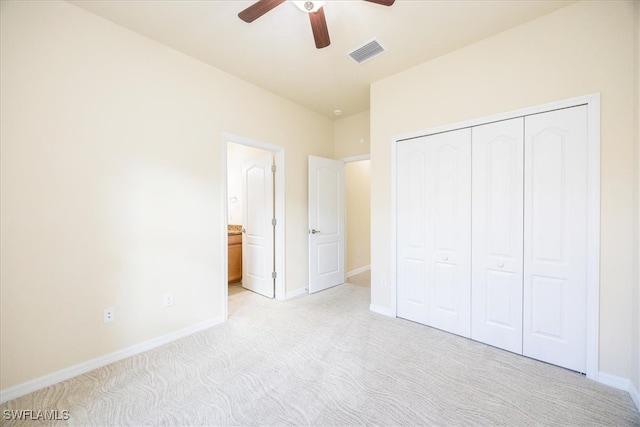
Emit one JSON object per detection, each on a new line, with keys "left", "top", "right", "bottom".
{"left": 389, "top": 93, "right": 600, "bottom": 380}
{"left": 222, "top": 133, "right": 286, "bottom": 319}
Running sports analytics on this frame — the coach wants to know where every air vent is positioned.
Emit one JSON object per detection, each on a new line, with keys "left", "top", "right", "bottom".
{"left": 348, "top": 38, "right": 386, "bottom": 64}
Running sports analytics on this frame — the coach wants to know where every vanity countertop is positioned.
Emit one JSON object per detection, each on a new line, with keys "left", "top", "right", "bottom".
{"left": 228, "top": 224, "right": 242, "bottom": 235}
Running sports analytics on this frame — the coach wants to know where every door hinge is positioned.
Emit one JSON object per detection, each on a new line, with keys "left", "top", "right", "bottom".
{"left": 271, "top": 165, "right": 276, "bottom": 173}
{"left": 272, "top": 218, "right": 277, "bottom": 226}
{"left": 272, "top": 271, "right": 277, "bottom": 279}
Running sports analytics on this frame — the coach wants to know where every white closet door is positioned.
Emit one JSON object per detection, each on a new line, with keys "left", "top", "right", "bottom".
{"left": 523, "top": 105, "right": 588, "bottom": 373}
{"left": 396, "top": 138, "right": 429, "bottom": 325}
{"left": 471, "top": 118, "right": 524, "bottom": 354}
{"left": 397, "top": 129, "right": 472, "bottom": 337}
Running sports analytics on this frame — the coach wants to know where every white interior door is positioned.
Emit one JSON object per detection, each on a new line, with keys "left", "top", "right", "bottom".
{"left": 523, "top": 105, "right": 588, "bottom": 372}
{"left": 471, "top": 118, "right": 524, "bottom": 354}
{"left": 308, "top": 156, "right": 345, "bottom": 293}
{"left": 242, "top": 152, "right": 275, "bottom": 298}
{"left": 396, "top": 129, "right": 472, "bottom": 338}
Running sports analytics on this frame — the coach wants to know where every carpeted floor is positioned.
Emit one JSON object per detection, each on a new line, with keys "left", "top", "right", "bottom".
{"left": 2, "top": 271, "right": 639, "bottom": 426}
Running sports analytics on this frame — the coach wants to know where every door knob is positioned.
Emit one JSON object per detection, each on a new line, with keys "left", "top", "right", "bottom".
{"left": 497, "top": 262, "right": 504, "bottom": 268}
{"left": 310, "top": 229, "right": 321, "bottom": 234}
{"left": 443, "top": 256, "right": 449, "bottom": 261}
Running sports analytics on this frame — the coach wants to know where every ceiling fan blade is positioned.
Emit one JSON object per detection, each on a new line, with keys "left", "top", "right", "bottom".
{"left": 309, "top": 7, "right": 330, "bottom": 49}
{"left": 238, "top": 0, "right": 286, "bottom": 23}
{"left": 363, "top": 0, "right": 395, "bottom": 6}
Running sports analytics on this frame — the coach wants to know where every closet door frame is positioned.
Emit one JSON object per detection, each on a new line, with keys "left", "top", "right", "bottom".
{"left": 390, "top": 93, "right": 600, "bottom": 380}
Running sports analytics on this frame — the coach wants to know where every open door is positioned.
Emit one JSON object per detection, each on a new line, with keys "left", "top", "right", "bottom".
{"left": 242, "top": 152, "right": 275, "bottom": 298}
{"left": 308, "top": 155, "right": 345, "bottom": 293}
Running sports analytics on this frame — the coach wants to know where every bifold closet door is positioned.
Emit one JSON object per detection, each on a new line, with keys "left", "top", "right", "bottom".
{"left": 471, "top": 118, "right": 524, "bottom": 354}
{"left": 523, "top": 105, "right": 588, "bottom": 373}
{"left": 396, "top": 129, "right": 471, "bottom": 338}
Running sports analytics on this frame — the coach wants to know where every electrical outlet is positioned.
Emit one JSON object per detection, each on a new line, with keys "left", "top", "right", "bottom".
{"left": 381, "top": 278, "right": 386, "bottom": 287}
{"left": 103, "top": 307, "right": 115, "bottom": 323}
{"left": 163, "top": 292, "right": 174, "bottom": 307}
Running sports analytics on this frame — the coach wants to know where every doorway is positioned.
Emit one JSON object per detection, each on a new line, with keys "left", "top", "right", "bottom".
{"left": 307, "top": 155, "right": 371, "bottom": 293}
{"left": 223, "top": 133, "right": 285, "bottom": 319}
{"left": 343, "top": 156, "right": 371, "bottom": 280}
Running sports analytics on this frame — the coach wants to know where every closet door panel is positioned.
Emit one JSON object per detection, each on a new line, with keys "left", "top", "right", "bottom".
{"left": 397, "top": 143, "right": 429, "bottom": 324}
{"left": 523, "top": 105, "right": 588, "bottom": 373}
{"left": 397, "top": 129, "right": 471, "bottom": 338}
{"left": 471, "top": 118, "right": 524, "bottom": 354}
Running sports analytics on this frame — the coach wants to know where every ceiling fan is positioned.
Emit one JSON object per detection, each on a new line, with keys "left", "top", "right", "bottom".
{"left": 238, "top": 0, "right": 395, "bottom": 49}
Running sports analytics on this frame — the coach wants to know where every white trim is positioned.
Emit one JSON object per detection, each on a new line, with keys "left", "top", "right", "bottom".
{"left": 341, "top": 154, "right": 370, "bottom": 163}
{"left": 585, "top": 96, "right": 601, "bottom": 381}
{"left": 222, "top": 133, "right": 286, "bottom": 306}
{"left": 598, "top": 371, "right": 631, "bottom": 391}
{"left": 630, "top": 380, "right": 640, "bottom": 412}
{"left": 597, "top": 372, "right": 640, "bottom": 411}
{"left": 0, "top": 317, "right": 221, "bottom": 404}
{"left": 284, "top": 287, "right": 307, "bottom": 300}
{"left": 389, "top": 121, "right": 398, "bottom": 318}
{"left": 275, "top": 151, "right": 286, "bottom": 300}
{"left": 222, "top": 138, "right": 230, "bottom": 320}
{"left": 369, "top": 304, "right": 394, "bottom": 317}
{"left": 389, "top": 93, "right": 600, "bottom": 379}
{"left": 395, "top": 93, "right": 599, "bottom": 143}
{"left": 347, "top": 265, "right": 371, "bottom": 278}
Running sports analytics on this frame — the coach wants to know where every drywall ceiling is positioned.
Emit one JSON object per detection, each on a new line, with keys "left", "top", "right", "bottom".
{"left": 69, "top": 0, "right": 574, "bottom": 118}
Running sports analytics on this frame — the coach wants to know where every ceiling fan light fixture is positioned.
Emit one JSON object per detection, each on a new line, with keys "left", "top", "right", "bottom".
{"left": 239, "top": 0, "right": 393, "bottom": 50}
{"left": 291, "top": 1, "right": 326, "bottom": 13}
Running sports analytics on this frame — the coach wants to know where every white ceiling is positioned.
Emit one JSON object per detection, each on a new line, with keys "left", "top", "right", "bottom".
{"left": 69, "top": 0, "right": 574, "bottom": 119}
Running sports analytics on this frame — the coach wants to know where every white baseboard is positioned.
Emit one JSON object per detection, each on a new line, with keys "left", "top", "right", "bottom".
{"left": 346, "top": 265, "right": 371, "bottom": 278}
{"left": 0, "top": 317, "right": 223, "bottom": 404}
{"left": 369, "top": 304, "right": 394, "bottom": 317}
{"left": 598, "top": 371, "right": 631, "bottom": 391}
{"left": 284, "top": 287, "right": 307, "bottom": 300}
{"left": 629, "top": 380, "right": 640, "bottom": 412}
{"left": 598, "top": 371, "right": 640, "bottom": 412}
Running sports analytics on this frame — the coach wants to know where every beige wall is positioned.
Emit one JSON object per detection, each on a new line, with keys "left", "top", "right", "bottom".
{"left": 371, "top": 0, "right": 638, "bottom": 381}
{"left": 345, "top": 161, "right": 371, "bottom": 274}
{"left": 634, "top": 0, "right": 640, "bottom": 397}
{"left": 334, "top": 111, "right": 370, "bottom": 159}
{"left": 0, "top": 1, "right": 333, "bottom": 389}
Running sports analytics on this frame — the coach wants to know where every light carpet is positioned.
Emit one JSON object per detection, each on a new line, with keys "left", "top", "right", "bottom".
{"left": 2, "top": 271, "right": 639, "bottom": 426}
